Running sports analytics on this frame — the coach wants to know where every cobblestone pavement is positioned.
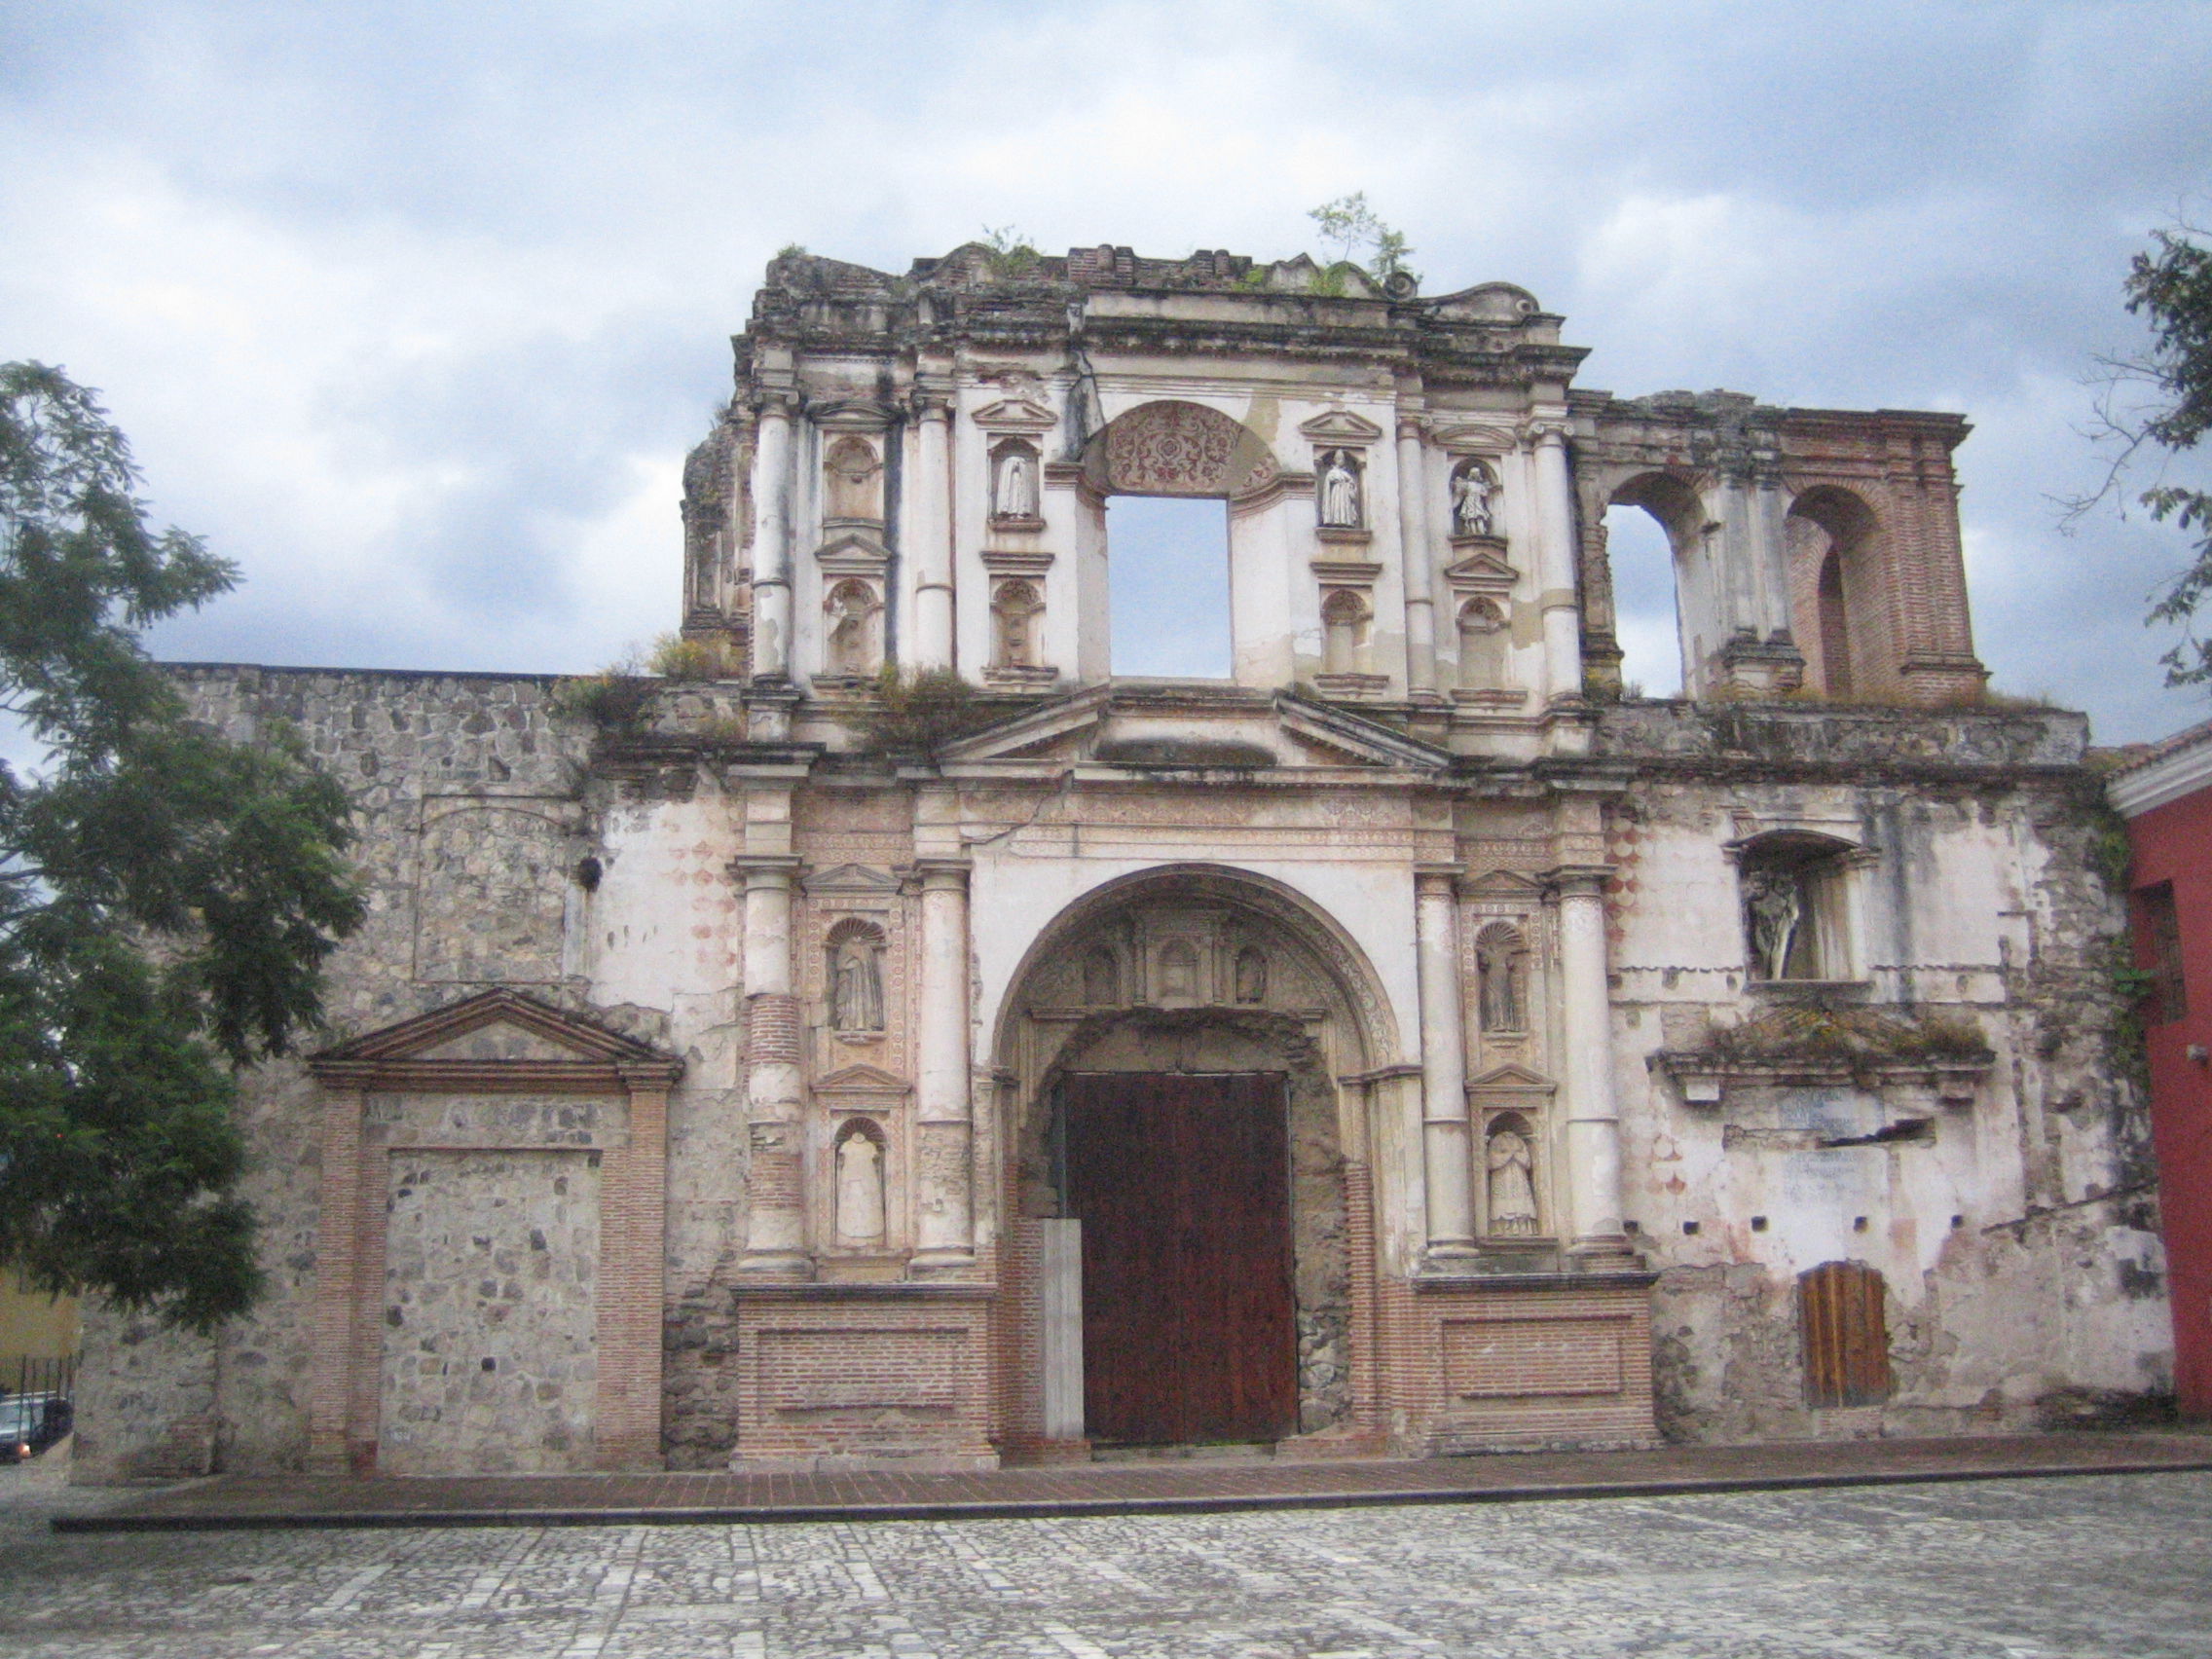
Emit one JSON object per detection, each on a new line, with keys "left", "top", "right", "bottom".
{"left": 5, "top": 1471, "right": 2209, "bottom": 1657}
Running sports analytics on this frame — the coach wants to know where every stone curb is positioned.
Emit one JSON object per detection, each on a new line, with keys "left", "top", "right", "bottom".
{"left": 51, "top": 1452, "right": 2212, "bottom": 1533}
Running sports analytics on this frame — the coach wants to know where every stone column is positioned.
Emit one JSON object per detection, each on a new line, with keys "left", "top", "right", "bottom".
{"left": 749, "top": 393, "right": 796, "bottom": 682}
{"left": 1416, "top": 868, "right": 1475, "bottom": 1254}
{"left": 1396, "top": 416, "right": 1438, "bottom": 698}
{"left": 738, "top": 858, "right": 808, "bottom": 1275}
{"left": 1552, "top": 868, "right": 1627, "bottom": 1253}
{"left": 1530, "top": 423, "right": 1585, "bottom": 703}
{"left": 911, "top": 391, "right": 955, "bottom": 671}
{"left": 913, "top": 860, "right": 975, "bottom": 1270}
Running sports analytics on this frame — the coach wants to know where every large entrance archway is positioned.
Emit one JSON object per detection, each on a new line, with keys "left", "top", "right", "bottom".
{"left": 992, "top": 866, "right": 1397, "bottom": 1456}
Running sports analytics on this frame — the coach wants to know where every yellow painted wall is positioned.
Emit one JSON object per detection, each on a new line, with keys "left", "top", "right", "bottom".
{"left": 0, "top": 1269, "right": 78, "bottom": 1365}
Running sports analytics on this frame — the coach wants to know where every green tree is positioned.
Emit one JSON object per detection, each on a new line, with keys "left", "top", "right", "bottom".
{"left": 0, "top": 362, "right": 364, "bottom": 1332}
{"left": 1307, "top": 193, "right": 1419, "bottom": 283}
{"left": 2081, "top": 224, "right": 2212, "bottom": 685}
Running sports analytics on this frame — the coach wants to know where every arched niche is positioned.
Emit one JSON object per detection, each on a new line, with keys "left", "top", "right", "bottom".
{"left": 1786, "top": 486, "right": 1889, "bottom": 699}
{"left": 991, "top": 865, "right": 1397, "bottom": 1444}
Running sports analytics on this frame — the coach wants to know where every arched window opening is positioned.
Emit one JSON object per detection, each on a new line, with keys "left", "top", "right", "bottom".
{"left": 1601, "top": 486, "right": 1689, "bottom": 698}
{"left": 1456, "top": 597, "right": 1510, "bottom": 692}
{"left": 1787, "top": 487, "right": 1884, "bottom": 699}
{"left": 1106, "top": 497, "right": 1231, "bottom": 678}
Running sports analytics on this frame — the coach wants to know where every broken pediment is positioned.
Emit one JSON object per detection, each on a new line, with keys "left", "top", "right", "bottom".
{"left": 1421, "top": 282, "right": 1543, "bottom": 325}
{"left": 309, "top": 989, "right": 681, "bottom": 1090}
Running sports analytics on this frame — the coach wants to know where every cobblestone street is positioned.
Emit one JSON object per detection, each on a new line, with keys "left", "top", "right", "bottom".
{"left": 4, "top": 1470, "right": 2209, "bottom": 1657}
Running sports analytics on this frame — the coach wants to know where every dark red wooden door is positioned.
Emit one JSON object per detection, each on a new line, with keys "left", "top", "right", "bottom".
{"left": 1063, "top": 1072, "right": 1297, "bottom": 1445}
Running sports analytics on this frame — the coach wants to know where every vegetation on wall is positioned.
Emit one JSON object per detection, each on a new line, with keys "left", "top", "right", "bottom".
{"left": 851, "top": 667, "right": 997, "bottom": 759}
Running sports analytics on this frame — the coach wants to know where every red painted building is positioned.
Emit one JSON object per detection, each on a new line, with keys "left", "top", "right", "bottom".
{"left": 2111, "top": 719, "right": 2212, "bottom": 1418}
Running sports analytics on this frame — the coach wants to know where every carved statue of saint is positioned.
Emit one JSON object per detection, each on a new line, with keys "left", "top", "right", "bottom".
{"left": 1235, "top": 947, "right": 1267, "bottom": 1005}
{"left": 1452, "top": 463, "right": 1495, "bottom": 538}
{"left": 1477, "top": 932, "right": 1524, "bottom": 1031}
{"left": 1487, "top": 1128, "right": 1538, "bottom": 1236}
{"left": 826, "top": 582, "right": 874, "bottom": 677}
{"left": 995, "top": 446, "right": 1040, "bottom": 519}
{"left": 830, "top": 937, "right": 884, "bottom": 1032}
{"left": 1745, "top": 869, "right": 1803, "bottom": 980}
{"left": 835, "top": 1129, "right": 886, "bottom": 1243}
{"left": 1319, "top": 451, "right": 1362, "bottom": 528}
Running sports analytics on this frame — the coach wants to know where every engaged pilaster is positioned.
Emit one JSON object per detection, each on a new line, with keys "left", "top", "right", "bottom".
{"left": 1396, "top": 414, "right": 1438, "bottom": 698}
{"left": 737, "top": 856, "right": 808, "bottom": 1275}
{"left": 1529, "top": 422, "right": 1585, "bottom": 703}
{"left": 912, "top": 859, "right": 975, "bottom": 1270}
{"left": 911, "top": 387, "right": 956, "bottom": 671}
{"left": 748, "top": 388, "right": 796, "bottom": 682}
{"left": 1416, "top": 867, "right": 1475, "bottom": 1256}
{"left": 1550, "top": 867, "right": 1629, "bottom": 1258}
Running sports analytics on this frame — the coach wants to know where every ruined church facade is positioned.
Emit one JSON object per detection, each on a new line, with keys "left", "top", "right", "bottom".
{"left": 78, "top": 244, "right": 2168, "bottom": 1480}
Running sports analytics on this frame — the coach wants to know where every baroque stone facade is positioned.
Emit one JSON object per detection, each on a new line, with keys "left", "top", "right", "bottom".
{"left": 74, "top": 242, "right": 2171, "bottom": 1480}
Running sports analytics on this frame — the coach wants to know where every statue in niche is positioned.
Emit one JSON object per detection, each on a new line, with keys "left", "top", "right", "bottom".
{"left": 825, "top": 580, "right": 877, "bottom": 678}
{"left": 1234, "top": 947, "right": 1268, "bottom": 1005}
{"left": 1476, "top": 927, "right": 1525, "bottom": 1031}
{"left": 994, "top": 444, "right": 1040, "bottom": 519}
{"left": 1082, "top": 947, "right": 1120, "bottom": 1006}
{"left": 834, "top": 1126, "right": 886, "bottom": 1243}
{"left": 1318, "top": 450, "right": 1362, "bottom": 529}
{"left": 1451, "top": 461, "right": 1496, "bottom": 538}
{"left": 1159, "top": 940, "right": 1198, "bottom": 1003}
{"left": 825, "top": 435, "right": 881, "bottom": 522}
{"left": 1744, "top": 868, "right": 1803, "bottom": 980}
{"left": 830, "top": 932, "right": 884, "bottom": 1032}
{"left": 1487, "top": 1124, "right": 1539, "bottom": 1236}
{"left": 993, "top": 579, "right": 1042, "bottom": 668}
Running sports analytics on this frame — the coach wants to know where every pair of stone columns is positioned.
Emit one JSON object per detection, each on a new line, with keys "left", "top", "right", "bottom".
{"left": 738, "top": 858, "right": 974, "bottom": 1275}
{"left": 1414, "top": 866, "right": 1623, "bottom": 1259}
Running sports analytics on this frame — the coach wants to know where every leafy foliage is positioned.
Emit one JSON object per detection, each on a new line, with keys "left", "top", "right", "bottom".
{"left": 2075, "top": 223, "right": 2212, "bottom": 685}
{"left": 1306, "top": 194, "right": 1419, "bottom": 283}
{"left": 852, "top": 667, "right": 996, "bottom": 759}
{"left": 980, "top": 225, "right": 1043, "bottom": 281}
{"left": 0, "top": 362, "right": 364, "bottom": 1331}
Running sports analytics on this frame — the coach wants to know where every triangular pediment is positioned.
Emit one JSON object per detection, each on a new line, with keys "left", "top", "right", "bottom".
{"left": 312, "top": 989, "right": 670, "bottom": 1069}
{"left": 1444, "top": 547, "right": 1518, "bottom": 588}
{"left": 1462, "top": 868, "right": 1542, "bottom": 897}
{"left": 804, "top": 863, "right": 902, "bottom": 896}
{"left": 816, "top": 1063, "right": 912, "bottom": 1094}
{"left": 970, "top": 397, "right": 1058, "bottom": 432}
{"left": 1466, "top": 1062, "right": 1556, "bottom": 1092}
{"left": 815, "top": 530, "right": 890, "bottom": 571}
{"left": 1299, "top": 409, "right": 1385, "bottom": 445}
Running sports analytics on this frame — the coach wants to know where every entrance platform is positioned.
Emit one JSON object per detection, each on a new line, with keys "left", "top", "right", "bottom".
{"left": 55, "top": 1429, "right": 2212, "bottom": 1532}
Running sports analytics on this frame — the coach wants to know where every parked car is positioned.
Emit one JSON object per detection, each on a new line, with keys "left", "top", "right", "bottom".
{"left": 0, "top": 1392, "right": 71, "bottom": 1461}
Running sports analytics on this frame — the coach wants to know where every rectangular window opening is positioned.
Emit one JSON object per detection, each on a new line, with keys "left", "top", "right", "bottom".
{"left": 1107, "top": 496, "right": 1231, "bottom": 679}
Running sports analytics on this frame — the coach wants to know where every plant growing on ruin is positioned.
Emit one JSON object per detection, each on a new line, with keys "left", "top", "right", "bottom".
{"left": 0, "top": 362, "right": 366, "bottom": 1332}
{"left": 852, "top": 666, "right": 996, "bottom": 759}
{"left": 980, "top": 225, "right": 1042, "bottom": 281}
{"left": 1307, "top": 193, "right": 1419, "bottom": 284}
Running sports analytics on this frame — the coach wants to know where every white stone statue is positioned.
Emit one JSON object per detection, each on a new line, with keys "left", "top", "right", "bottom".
{"left": 1452, "top": 463, "right": 1495, "bottom": 538}
{"left": 995, "top": 445, "right": 1040, "bottom": 519}
{"left": 835, "top": 1129, "right": 886, "bottom": 1243}
{"left": 1487, "top": 1128, "right": 1538, "bottom": 1236}
{"left": 830, "top": 937, "right": 884, "bottom": 1031}
{"left": 1319, "top": 451, "right": 1362, "bottom": 528}
{"left": 1477, "top": 931, "right": 1523, "bottom": 1031}
{"left": 1745, "top": 869, "right": 1803, "bottom": 980}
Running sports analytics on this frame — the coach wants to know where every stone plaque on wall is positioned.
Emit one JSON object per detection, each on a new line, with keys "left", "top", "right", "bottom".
{"left": 1441, "top": 1313, "right": 1628, "bottom": 1399}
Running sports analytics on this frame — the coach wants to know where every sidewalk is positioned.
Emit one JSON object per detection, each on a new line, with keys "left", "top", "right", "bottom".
{"left": 53, "top": 1428, "right": 2212, "bottom": 1532}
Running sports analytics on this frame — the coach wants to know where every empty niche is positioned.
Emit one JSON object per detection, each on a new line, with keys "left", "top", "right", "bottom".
{"left": 831, "top": 1118, "right": 888, "bottom": 1246}
{"left": 1320, "top": 588, "right": 1371, "bottom": 676}
{"left": 992, "top": 578, "right": 1045, "bottom": 668}
{"left": 1233, "top": 946, "right": 1268, "bottom": 1005}
{"left": 1082, "top": 946, "right": 1122, "bottom": 1007}
{"left": 823, "top": 435, "right": 883, "bottom": 525}
{"left": 1474, "top": 921, "right": 1529, "bottom": 1033}
{"left": 1157, "top": 939, "right": 1201, "bottom": 1006}
{"left": 826, "top": 918, "right": 887, "bottom": 1035}
{"left": 823, "top": 579, "right": 882, "bottom": 679}
{"left": 1484, "top": 1113, "right": 1541, "bottom": 1237}
{"left": 1456, "top": 597, "right": 1510, "bottom": 692}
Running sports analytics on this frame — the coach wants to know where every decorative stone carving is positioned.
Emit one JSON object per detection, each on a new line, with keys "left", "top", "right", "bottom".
{"left": 1317, "top": 450, "right": 1363, "bottom": 529}
{"left": 1475, "top": 921, "right": 1527, "bottom": 1032}
{"left": 1744, "top": 867, "right": 1804, "bottom": 982}
{"left": 993, "top": 578, "right": 1043, "bottom": 668}
{"left": 1235, "top": 946, "right": 1268, "bottom": 1005}
{"left": 1101, "top": 400, "right": 1275, "bottom": 498}
{"left": 823, "top": 579, "right": 880, "bottom": 678}
{"left": 827, "top": 920, "right": 886, "bottom": 1034}
{"left": 1485, "top": 1117, "right": 1540, "bottom": 1236}
{"left": 1450, "top": 459, "right": 1496, "bottom": 539}
{"left": 833, "top": 1120, "right": 887, "bottom": 1244}
{"left": 992, "top": 442, "right": 1042, "bottom": 521}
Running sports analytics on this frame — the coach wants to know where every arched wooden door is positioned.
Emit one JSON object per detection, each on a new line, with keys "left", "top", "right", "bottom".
{"left": 1063, "top": 1072, "right": 1298, "bottom": 1445}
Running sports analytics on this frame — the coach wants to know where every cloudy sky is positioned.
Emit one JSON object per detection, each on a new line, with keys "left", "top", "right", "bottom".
{"left": 5, "top": 1, "right": 2209, "bottom": 739}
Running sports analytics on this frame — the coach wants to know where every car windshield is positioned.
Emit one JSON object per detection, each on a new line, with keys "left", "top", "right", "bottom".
{"left": 0, "top": 1396, "right": 56, "bottom": 1436}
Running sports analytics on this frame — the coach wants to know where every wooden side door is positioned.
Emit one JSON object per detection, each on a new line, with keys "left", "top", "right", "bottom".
{"left": 1063, "top": 1072, "right": 1297, "bottom": 1445}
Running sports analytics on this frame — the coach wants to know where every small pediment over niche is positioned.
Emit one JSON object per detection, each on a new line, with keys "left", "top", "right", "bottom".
{"left": 816, "top": 531, "right": 890, "bottom": 574}
{"left": 1298, "top": 409, "right": 1385, "bottom": 446}
{"left": 816, "top": 1062, "right": 913, "bottom": 1096}
{"left": 803, "top": 863, "right": 902, "bottom": 898}
{"left": 308, "top": 989, "right": 682, "bottom": 1090}
{"left": 1467, "top": 1062, "right": 1556, "bottom": 1093}
{"left": 1444, "top": 547, "right": 1518, "bottom": 590}
{"left": 1462, "top": 868, "right": 1542, "bottom": 897}
{"left": 1432, "top": 423, "right": 1518, "bottom": 455}
{"left": 971, "top": 397, "right": 1058, "bottom": 433}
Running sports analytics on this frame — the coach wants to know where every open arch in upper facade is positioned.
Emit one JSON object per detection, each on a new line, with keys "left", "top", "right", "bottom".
{"left": 1598, "top": 470, "right": 1706, "bottom": 697}
{"left": 1786, "top": 485, "right": 1889, "bottom": 699}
